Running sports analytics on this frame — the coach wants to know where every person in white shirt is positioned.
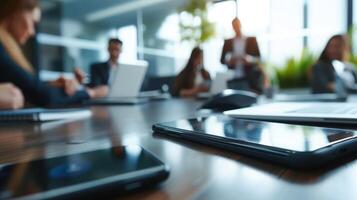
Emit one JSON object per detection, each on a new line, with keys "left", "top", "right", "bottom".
{"left": 221, "top": 18, "right": 269, "bottom": 94}
{"left": 88, "top": 38, "right": 122, "bottom": 87}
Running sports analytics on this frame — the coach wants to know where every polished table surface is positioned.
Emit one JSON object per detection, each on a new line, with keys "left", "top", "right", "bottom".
{"left": 0, "top": 98, "right": 356, "bottom": 200}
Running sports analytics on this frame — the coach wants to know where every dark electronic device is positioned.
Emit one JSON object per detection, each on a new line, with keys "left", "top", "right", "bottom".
{"left": 153, "top": 115, "right": 357, "bottom": 169}
{"left": 0, "top": 146, "right": 169, "bottom": 200}
{"left": 200, "top": 90, "right": 258, "bottom": 111}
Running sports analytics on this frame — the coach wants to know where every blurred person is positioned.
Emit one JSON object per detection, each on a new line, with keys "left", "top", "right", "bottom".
{"left": 221, "top": 18, "right": 269, "bottom": 94}
{"left": 88, "top": 38, "right": 123, "bottom": 87}
{"left": 173, "top": 47, "right": 211, "bottom": 97}
{"left": 311, "top": 34, "right": 355, "bottom": 94}
{"left": 0, "top": 83, "right": 24, "bottom": 110}
{"left": 0, "top": 0, "right": 108, "bottom": 107}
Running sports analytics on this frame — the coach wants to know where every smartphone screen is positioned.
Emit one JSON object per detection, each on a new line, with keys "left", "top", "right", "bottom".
{"left": 157, "top": 115, "right": 357, "bottom": 152}
{"left": 0, "top": 146, "right": 167, "bottom": 199}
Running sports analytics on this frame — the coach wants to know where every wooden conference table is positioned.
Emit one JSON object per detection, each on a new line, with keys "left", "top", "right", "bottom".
{"left": 0, "top": 98, "right": 356, "bottom": 200}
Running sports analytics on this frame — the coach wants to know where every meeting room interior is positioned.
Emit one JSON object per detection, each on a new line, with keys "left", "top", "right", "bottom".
{"left": 0, "top": 0, "right": 357, "bottom": 199}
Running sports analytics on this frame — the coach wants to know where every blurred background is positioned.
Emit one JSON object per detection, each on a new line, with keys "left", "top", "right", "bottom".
{"left": 28, "top": 0, "right": 357, "bottom": 90}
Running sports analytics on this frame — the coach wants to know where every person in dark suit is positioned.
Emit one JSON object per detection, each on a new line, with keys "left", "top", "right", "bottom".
{"left": 0, "top": 0, "right": 107, "bottom": 107}
{"left": 220, "top": 18, "right": 269, "bottom": 94}
{"left": 88, "top": 38, "right": 123, "bottom": 87}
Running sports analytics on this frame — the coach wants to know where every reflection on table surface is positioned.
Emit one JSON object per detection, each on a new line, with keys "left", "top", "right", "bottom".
{"left": 0, "top": 99, "right": 356, "bottom": 200}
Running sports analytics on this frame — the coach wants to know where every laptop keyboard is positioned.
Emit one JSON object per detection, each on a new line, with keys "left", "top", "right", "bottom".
{"left": 290, "top": 105, "right": 357, "bottom": 115}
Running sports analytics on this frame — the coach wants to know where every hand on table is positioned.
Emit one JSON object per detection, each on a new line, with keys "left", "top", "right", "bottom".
{"left": 86, "top": 86, "right": 109, "bottom": 98}
{"left": 0, "top": 83, "right": 24, "bottom": 110}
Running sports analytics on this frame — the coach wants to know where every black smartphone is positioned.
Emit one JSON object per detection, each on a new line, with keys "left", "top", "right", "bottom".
{"left": 153, "top": 115, "right": 357, "bottom": 169}
{"left": 0, "top": 146, "right": 169, "bottom": 200}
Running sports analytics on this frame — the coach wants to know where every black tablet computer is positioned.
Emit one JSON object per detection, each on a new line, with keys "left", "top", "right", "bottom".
{"left": 0, "top": 146, "right": 169, "bottom": 200}
{"left": 153, "top": 115, "right": 357, "bottom": 169}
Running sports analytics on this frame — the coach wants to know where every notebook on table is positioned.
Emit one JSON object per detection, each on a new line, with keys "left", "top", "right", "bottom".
{"left": 0, "top": 108, "right": 92, "bottom": 122}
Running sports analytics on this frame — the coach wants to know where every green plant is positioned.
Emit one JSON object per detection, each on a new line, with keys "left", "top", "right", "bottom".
{"left": 274, "top": 49, "right": 316, "bottom": 89}
{"left": 178, "top": 0, "right": 215, "bottom": 45}
{"left": 347, "top": 25, "right": 357, "bottom": 69}
{"left": 349, "top": 53, "right": 357, "bottom": 68}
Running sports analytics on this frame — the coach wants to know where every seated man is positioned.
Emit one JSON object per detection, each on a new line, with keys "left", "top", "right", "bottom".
{"left": 0, "top": 83, "right": 24, "bottom": 110}
{"left": 88, "top": 38, "right": 123, "bottom": 87}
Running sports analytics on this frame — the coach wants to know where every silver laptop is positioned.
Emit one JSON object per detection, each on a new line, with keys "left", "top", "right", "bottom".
{"left": 197, "top": 71, "right": 234, "bottom": 98}
{"left": 224, "top": 102, "right": 357, "bottom": 124}
{"left": 86, "top": 61, "right": 149, "bottom": 105}
{"left": 109, "top": 62, "right": 148, "bottom": 98}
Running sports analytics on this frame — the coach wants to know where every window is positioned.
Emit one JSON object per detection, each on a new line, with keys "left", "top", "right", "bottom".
{"left": 36, "top": 0, "right": 350, "bottom": 76}
{"left": 307, "top": 0, "right": 347, "bottom": 54}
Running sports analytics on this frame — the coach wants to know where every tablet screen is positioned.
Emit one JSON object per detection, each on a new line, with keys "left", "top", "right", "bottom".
{"left": 0, "top": 146, "right": 165, "bottom": 199}
{"left": 160, "top": 115, "right": 357, "bottom": 152}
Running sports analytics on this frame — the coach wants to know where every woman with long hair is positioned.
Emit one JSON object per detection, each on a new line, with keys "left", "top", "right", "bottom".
{"left": 0, "top": 0, "right": 107, "bottom": 107}
{"left": 173, "top": 47, "right": 211, "bottom": 97}
{"left": 311, "top": 34, "right": 351, "bottom": 94}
